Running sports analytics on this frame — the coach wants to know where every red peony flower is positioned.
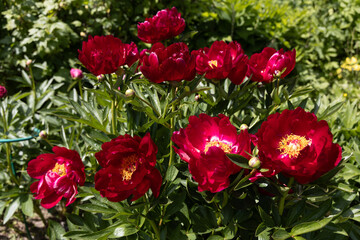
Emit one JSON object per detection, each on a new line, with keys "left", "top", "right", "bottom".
{"left": 137, "top": 7, "right": 185, "bottom": 43}
{"left": 94, "top": 133, "right": 162, "bottom": 202}
{"left": 172, "top": 114, "right": 253, "bottom": 193}
{"left": 248, "top": 47, "right": 296, "bottom": 83}
{"left": 27, "top": 146, "right": 85, "bottom": 209}
{"left": 255, "top": 107, "right": 342, "bottom": 184}
{"left": 192, "top": 41, "right": 249, "bottom": 85}
{"left": 139, "top": 42, "right": 195, "bottom": 83}
{"left": 0, "top": 85, "right": 7, "bottom": 99}
{"left": 78, "top": 35, "right": 139, "bottom": 76}
{"left": 70, "top": 68, "right": 83, "bottom": 79}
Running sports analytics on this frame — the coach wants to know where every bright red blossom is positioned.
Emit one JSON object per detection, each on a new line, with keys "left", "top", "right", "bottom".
{"left": 137, "top": 7, "right": 185, "bottom": 43}
{"left": 27, "top": 146, "right": 85, "bottom": 209}
{"left": 172, "top": 114, "right": 253, "bottom": 193}
{"left": 248, "top": 47, "right": 296, "bottom": 83}
{"left": 94, "top": 133, "right": 162, "bottom": 202}
{"left": 140, "top": 42, "right": 195, "bottom": 83}
{"left": 192, "top": 41, "right": 249, "bottom": 85}
{"left": 78, "top": 35, "right": 139, "bottom": 76}
{"left": 254, "top": 107, "right": 342, "bottom": 184}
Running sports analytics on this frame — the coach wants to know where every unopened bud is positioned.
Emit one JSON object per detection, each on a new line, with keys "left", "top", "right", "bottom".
{"left": 0, "top": 85, "right": 7, "bottom": 99}
{"left": 195, "top": 94, "right": 200, "bottom": 101}
{"left": 240, "top": 124, "right": 248, "bottom": 131}
{"left": 26, "top": 60, "right": 32, "bottom": 66}
{"left": 125, "top": 89, "right": 135, "bottom": 97}
{"left": 39, "top": 131, "right": 47, "bottom": 139}
{"left": 70, "top": 68, "right": 83, "bottom": 80}
{"left": 248, "top": 157, "right": 261, "bottom": 169}
{"left": 80, "top": 32, "right": 87, "bottom": 37}
{"left": 97, "top": 74, "right": 104, "bottom": 81}
{"left": 274, "top": 70, "right": 281, "bottom": 78}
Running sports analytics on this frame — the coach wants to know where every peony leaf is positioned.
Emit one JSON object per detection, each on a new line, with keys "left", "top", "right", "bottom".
{"left": 290, "top": 217, "right": 332, "bottom": 236}
{"left": 227, "top": 154, "right": 252, "bottom": 169}
{"left": 77, "top": 203, "right": 117, "bottom": 214}
{"left": 3, "top": 197, "right": 20, "bottom": 224}
{"left": 111, "top": 223, "right": 139, "bottom": 237}
{"left": 258, "top": 206, "right": 275, "bottom": 227}
{"left": 272, "top": 228, "right": 291, "bottom": 240}
{"left": 20, "top": 194, "right": 33, "bottom": 217}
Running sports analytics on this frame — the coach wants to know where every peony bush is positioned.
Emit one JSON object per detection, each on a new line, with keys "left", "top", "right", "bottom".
{"left": 1, "top": 6, "right": 359, "bottom": 240}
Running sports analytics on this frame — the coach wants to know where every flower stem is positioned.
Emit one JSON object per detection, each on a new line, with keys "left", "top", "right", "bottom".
{"left": 78, "top": 79, "right": 83, "bottom": 99}
{"left": 143, "top": 196, "right": 160, "bottom": 240}
{"left": 29, "top": 64, "right": 37, "bottom": 116}
{"left": 278, "top": 177, "right": 294, "bottom": 215}
{"left": 168, "top": 86, "right": 176, "bottom": 168}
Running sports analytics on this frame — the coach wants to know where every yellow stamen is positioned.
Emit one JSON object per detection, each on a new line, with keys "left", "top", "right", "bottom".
{"left": 204, "top": 140, "right": 232, "bottom": 154}
{"left": 120, "top": 154, "right": 138, "bottom": 181}
{"left": 278, "top": 134, "right": 311, "bottom": 158}
{"left": 208, "top": 60, "right": 218, "bottom": 69}
{"left": 52, "top": 163, "right": 67, "bottom": 177}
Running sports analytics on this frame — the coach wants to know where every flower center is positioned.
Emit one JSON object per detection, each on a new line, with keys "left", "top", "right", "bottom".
{"left": 120, "top": 154, "right": 138, "bottom": 181}
{"left": 51, "top": 163, "right": 67, "bottom": 177}
{"left": 204, "top": 140, "right": 232, "bottom": 154}
{"left": 208, "top": 60, "right": 218, "bottom": 69}
{"left": 278, "top": 134, "right": 311, "bottom": 158}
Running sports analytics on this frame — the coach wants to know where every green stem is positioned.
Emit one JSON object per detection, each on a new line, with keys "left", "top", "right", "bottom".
{"left": 143, "top": 196, "right": 160, "bottom": 240}
{"left": 229, "top": 169, "right": 256, "bottom": 193}
{"left": 78, "top": 79, "right": 83, "bottom": 99}
{"left": 278, "top": 177, "right": 294, "bottom": 216}
{"left": 33, "top": 201, "right": 47, "bottom": 226}
{"left": 168, "top": 86, "right": 176, "bottom": 168}
{"left": 29, "top": 64, "right": 37, "bottom": 116}
{"left": 111, "top": 100, "right": 116, "bottom": 134}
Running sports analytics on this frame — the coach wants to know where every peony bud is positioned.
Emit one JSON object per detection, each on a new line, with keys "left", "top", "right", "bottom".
{"left": 39, "top": 131, "right": 48, "bottom": 139}
{"left": 70, "top": 68, "right": 83, "bottom": 80}
{"left": 240, "top": 124, "right": 248, "bottom": 131}
{"left": 26, "top": 60, "right": 32, "bottom": 66}
{"left": 97, "top": 74, "right": 104, "bottom": 81}
{"left": 80, "top": 32, "right": 87, "bottom": 37}
{"left": 0, "top": 85, "right": 7, "bottom": 99}
{"left": 195, "top": 94, "right": 200, "bottom": 101}
{"left": 248, "top": 157, "right": 261, "bottom": 169}
{"left": 125, "top": 89, "right": 135, "bottom": 97}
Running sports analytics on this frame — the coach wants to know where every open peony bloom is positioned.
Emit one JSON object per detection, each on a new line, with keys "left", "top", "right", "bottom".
{"left": 140, "top": 42, "right": 195, "bottom": 83}
{"left": 192, "top": 41, "right": 249, "bottom": 85}
{"left": 0, "top": 85, "right": 7, "bottom": 99}
{"left": 255, "top": 107, "right": 342, "bottom": 184}
{"left": 137, "top": 7, "right": 185, "bottom": 43}
{"left": 94, "top": 133, "right": 162, "bottom": 202}
{"left": 172, "top": 114, "right": 253, "bottom": 193}
{"left": 78, "top": 35, "right": 139, "bottom": 76}
{"left": 247, "top": 47, "right": 296, "bottom": 83}
{"left": 27, "top": 146, "right": 85, "bottom": 209}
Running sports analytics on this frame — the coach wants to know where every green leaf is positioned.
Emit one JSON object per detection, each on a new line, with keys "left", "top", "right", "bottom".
{"left": 48, "top": 220, "right": 66, "bottom": 240}
{"left": 3, "top": 197, "right": 20, "bottom": 224}
{"left": 207, "top": 235, "right": 224, "bottom": 240}
{"left": 21, "top": 70, "right": 32, "bottom": 87}
{"left": 318, "top": 101, "right": 344, "bottom": 120}
{"left": 77, "top": 204, "right": 117, "bottom": 214}
{"left": 272, "top": 229, "right": 291, "bottom": 240}
{"left": 20, "top": 194, "right": 33, "bottom": 217}
{"left": 227, "top": 154, "right": 251, "bottom": 169}
{"left": 258, "top": 206, "right": 275, "bottom": 227}
{"left": 110, "top": 223, "right": 139, "bottom": 237}
{"left": 290, "top": 217, "right": 332, "bottom": 236}
{"left": 165, "top": 165, "right": 179, "bottom": 182}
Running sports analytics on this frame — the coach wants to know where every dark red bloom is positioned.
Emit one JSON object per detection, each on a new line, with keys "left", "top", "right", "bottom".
{"left": 255, "top": 107, "right": 342, "bottom": 184}
{"left": 78, "top": 35, "right": 139, "bottom": 76}
{"left": 172, "top": 114, "right": 253, "bottom": 193}
{"left": 27, "top": 146, "right": 85, "bottom": 209}
{"left": 0, "top": 85, "right": 7, "bottom": 99}
{"left": 139, "top": 42, "right": 195, "bottom": 83}
{"left": 248, "top": 47, "right": 296, "bottom": 83}
{"left": 94, "top": 133, "right": 162, "bottom": 202}
{"left": 192, "top": 41, "right": 248, "bottom": 85}
{"left": 137, "top": 7, "right": 185, "bottom": 43}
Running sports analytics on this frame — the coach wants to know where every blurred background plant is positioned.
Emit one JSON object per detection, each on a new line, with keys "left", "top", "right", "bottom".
{"left": 0, "top": 0, "right": 360, "bottom": 239}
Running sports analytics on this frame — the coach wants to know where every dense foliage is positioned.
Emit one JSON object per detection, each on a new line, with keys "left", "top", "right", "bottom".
{"left": 1, "top": 0, "right": 360, "bottom": 239}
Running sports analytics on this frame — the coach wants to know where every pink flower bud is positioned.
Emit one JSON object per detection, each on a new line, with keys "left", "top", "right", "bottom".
{"left": 26, "top": 60, "right": 32, "bottom": 66}
{"left": 0, "top": 85, "right": 7, "bottom": 99}
{"left": 70, "top": 68, "right": 83, "bottom": 79}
